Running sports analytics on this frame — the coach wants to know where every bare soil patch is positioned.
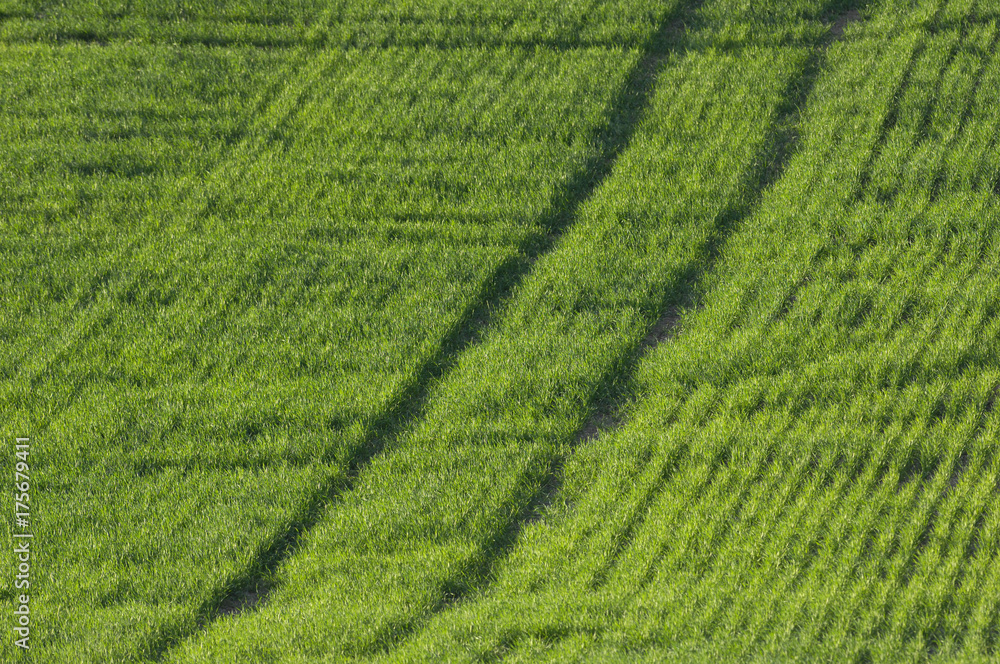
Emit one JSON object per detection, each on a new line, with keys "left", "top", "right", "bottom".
{"left": 218, "top": 584, "right": 271, "bottom": 617}
{"left": 829, "top": 9, "right": 862, "bottom": 41}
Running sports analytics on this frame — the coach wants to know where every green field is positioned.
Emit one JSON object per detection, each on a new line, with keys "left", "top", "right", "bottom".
{"left": 3, "top": 0, "right": 1000, "bottom": 661}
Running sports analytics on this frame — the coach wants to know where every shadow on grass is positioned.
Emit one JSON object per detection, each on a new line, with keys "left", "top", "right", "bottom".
{"left": 143, "top": 0, "right": 697, "bottom": 659}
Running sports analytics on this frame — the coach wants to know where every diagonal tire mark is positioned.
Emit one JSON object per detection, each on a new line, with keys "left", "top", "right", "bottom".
{"left": 356, "top": 6, "right": 878, "bottom": 657}
{"left": 144, "top": 2, "right": 699, "bottom": 660}
{"left": 497, "top": 21, "right": 843, "bottom": 597}
{"left": 354, "top": 2, "right": 869, "bottom": 659}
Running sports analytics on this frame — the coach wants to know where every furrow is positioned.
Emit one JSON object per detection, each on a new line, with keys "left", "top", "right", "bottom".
{"left": 149, "top": 3, "right": 695, "bottom": 659}
{"left": 493, "top": 10, "right": 844, "bottom": 601}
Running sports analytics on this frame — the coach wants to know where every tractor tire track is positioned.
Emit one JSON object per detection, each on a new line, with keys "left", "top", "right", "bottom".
{"left": 145, "top": 1, "right": 699, "bottom": 659}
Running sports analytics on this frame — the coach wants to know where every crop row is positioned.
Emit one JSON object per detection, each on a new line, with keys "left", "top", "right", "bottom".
{"left": 370, "top": 2, "right": 1000, "bottom": 661}
{"left": 0, "top": 0, "right": 908, "bottom": 48}
{"left": 8, "top": 0, "right": 999, "bottom": 660}
{"left": 0, "top": 43, "right": 638, "bottom": 660}
{"left": 0, "top": 0, "right": 677, "bottom": 47}
{"left": 161, "top": 29, "right": 820, "bottom": 664}
{"left": 3, "top": 0, "right": 856, "bottom": 659}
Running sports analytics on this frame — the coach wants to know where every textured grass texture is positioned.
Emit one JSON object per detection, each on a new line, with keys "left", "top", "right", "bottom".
{"left": 4, "top": 0, "right": 1000, "bottom": 662}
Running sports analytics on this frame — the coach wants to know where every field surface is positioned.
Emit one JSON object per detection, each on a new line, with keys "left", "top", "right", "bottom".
{"left": 3, "top": 0, "right": 1000, "bottom": 662}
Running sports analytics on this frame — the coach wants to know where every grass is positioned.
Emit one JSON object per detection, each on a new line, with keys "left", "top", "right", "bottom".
{"left": 161, "top": 0, "right": 850, "bottom": 661}
{"left": 4, "top": 0, "right": 1000, "bottom": 661}
{"left": 0, "top": 0, "right": 675, "bottom": 47}
{"left": 1, "top": 17, "right": 643, "bottom": 662}
{"left": 362, "top": 4, "right": 1000, "bottom": 663}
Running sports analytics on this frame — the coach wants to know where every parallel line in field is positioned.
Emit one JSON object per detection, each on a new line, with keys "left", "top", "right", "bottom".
{"left": 0, "top": 33, "right": 883, "bottom": 51}
{"left": 854, "top": 471, "right": 958, "bottom": 647}
{"left": 329, "top": 36, "right": 836, "bottom": 52}
{"left": 17, "top": 23, "right": 1000, "bottom": 52}
{"left": 525, "top": 26, "right": 838, "bottom": 596}
{"left": 449, "top": 8, "right": 891, "bottom": 652}
{"left": 0, "top": 35, "right": 297, "bottom": 49}
{"left": 0, "top": 9, "right": 342, "bottom": 435}
{"left": 790, "top": 415, "right": 992, "bottom": 652}
{"left": 146, "top": 2, "right": 699, "bottom": 659}
{"left": 916, "top": 23, "right": 965, "bottom": 140}
{"left": 753, "top": 452, "right": 903, "bottom": 650}
{"left": 11, "top": 0, "right": 1000, "bottom": 51}
{"left": 639, "top": 454, "right": 758, "bottom": 590}
{"left": 750, "top": 385, "right": 1000, "bottom": 652}
{"left": 363, "top": 4, "right": 870, "bottom": 658}
{"left": 930, "top": 20, "right": 1000, "bottom": 200}
{"left": 918, "top": 460, "right": 997, "bottom": 654}
{"left": 853, "top": 7, "right": 945, "bottom": 199}
{"left": 782, "top": 471, "right": 898, "bottom": 651}
{"left": 710, "top": 454, "right": 846, "bottom": 645}
{"left": 967, "top": 453, "right": 1000, "bottom": 653}
{"left": 882, "top": 422, "right": 999, "bottom": 631}
{"left": 902, "top": 15, "right": 1000, "bottom": 39}
{"left": 585, "top": 436, "right": 713, "bottom": 590}
{"left": 127, "top": 457, "right": 322, "bottom": 475}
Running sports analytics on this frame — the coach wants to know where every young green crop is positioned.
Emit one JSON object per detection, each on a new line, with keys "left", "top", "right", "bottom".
{"left": 1, "top": 41, "right": 637, "bottom": 661}
{"left": 164, "top": 32, "right": 818, "bottom": 664}
{"left": 371, "top": 4, "right": 1000, "bottom": 662}
{"left": 0, "top": 42, "right": 292, "bottom": 380}
{"left": 1, "top": 0, "right": 679, "bottom": 47}
{"left": 0, "top": 0, "right": 325, "bottom": 46}
{"left": 7, "top": 0, "right": 999, "bottom": 661}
